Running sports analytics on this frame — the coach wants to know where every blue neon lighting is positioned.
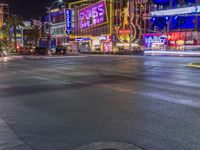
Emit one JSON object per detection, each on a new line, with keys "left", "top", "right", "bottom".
{"left": 153, "top": 0, "right": 178, "bottom": 7}
{"left": 171, "top": 16, "right": 195, "bottom": 29}
{"left": 44, "top": 10, "right": 64, "bottom": 23}
{"left": 151, "top": 17, "right": 168, "bottom": 31}
{"left": 65, "top": 9, "right": 72, "bottom": 35}
{"left": 153, "top": 0, "right": 169, "bottom": 3}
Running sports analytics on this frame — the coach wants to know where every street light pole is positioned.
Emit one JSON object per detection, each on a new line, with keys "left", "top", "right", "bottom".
{"left": 47, "top": 7, "right": 51, "bottom": 54}
{"left": 129, "top": 0, "right": 133, "bottom": 51}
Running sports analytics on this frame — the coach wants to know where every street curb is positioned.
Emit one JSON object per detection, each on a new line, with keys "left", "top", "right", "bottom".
{"left": 187, "top": 62, "right": 200, "bottom": 68}
{"left": 23, "top": 55, "right": 87, "bottom": 59}
{"left": 86, "top": 54, "right": 144, "bottom": 57}
{"left": 144, "top": 50, "right": 200, "bottom": 57}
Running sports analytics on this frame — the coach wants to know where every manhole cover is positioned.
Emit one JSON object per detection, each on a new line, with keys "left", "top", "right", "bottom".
{"left": 100, "top": 149, "right": 118, "bottom": 150}
{"left": 74, "top": 142, "right": 143, "bottom": 150}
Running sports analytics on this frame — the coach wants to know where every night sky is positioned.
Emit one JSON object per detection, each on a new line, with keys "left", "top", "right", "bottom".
{"left": 0, "top": 0, "right": 61, "bottom": 19}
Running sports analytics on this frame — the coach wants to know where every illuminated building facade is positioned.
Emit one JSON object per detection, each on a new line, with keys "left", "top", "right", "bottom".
{"left": 14, "top": 21, "right": 31, "bottom": 47}
{"left": 13, "top": 20, "right": 42, "bottom": 48}
{"left": 0, "top": 3, "right": 9, "bottom": 28}
{"left": 44, "top": 8, "right": 69, "bottom": 47}
{"left": 68, "top": 0, "right": 150, "bottom": 52}
{"left": 149, "top": 0, "right": 200, "bottom": 50}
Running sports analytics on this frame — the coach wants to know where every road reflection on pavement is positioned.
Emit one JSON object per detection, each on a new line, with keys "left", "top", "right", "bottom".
{"left": 0, "top": 57, "right": 9, "bottom": 62}
{"left": 0, "top": 56, "right": 23, "bottom": 62}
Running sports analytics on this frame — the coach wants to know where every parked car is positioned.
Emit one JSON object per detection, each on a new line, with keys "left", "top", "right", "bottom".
{"left": 0, "top": 49, "right": 7, "bottom": 57}
{"left": 18, "top": 47, "right": 34, "bottom": 55}
{"left": 35, "top": 47, "right": 48, "bottom": 55}
{"left": 55, "top": 46, "right": 67, "bottom": 55}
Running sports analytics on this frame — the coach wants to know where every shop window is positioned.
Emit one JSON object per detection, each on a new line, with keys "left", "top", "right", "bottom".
{"left": 153, "top": 0, "right": 181, "bottom": 9}
{"left": 3, "top": 6, "right": 8, "bottom": 13}
{"left": 171, "top": 16, "right": 195, "bottom": 29}
{"left": 153, "top": 0, "right": 170, "bottom": 9}
{"left": 151, "top": 17, "right": 167, "bottom": 31}
{"left": 185, "top": 0, "right": 195, "bottom": 5}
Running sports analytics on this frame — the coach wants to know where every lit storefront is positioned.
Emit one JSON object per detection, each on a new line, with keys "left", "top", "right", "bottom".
{"left": 68, "top": 0, "right": 149, "bottom": 52}
{"left": 168, "top": 31, "right": 200, "bottom": 50}
{"left": 149, "top": 0, "right": 200, "bottom": 51}
{"left": 45, "top": 8, "right": 69, "bottom": 47}
{"left": 75, "top": 37, "right": 91, "bottom": 52}
{"left": 68, "top": 0, "right": 112, "bottom": 52}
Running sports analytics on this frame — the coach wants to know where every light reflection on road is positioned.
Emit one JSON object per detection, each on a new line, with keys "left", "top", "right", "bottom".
{"left": 0, "top": 57, "right": 9, "bottom": 62}
{"left": 0, "top": 56, "right": 23, "bottom": 62}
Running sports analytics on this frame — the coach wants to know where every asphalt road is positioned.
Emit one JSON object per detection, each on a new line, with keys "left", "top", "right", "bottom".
{"left": 0, "top": 55, "right": 200, "bottom": 150}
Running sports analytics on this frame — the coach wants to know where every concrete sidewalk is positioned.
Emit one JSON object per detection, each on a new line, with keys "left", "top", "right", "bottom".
{"left": 0, "top": 118, "right": 32, "bottom": 150}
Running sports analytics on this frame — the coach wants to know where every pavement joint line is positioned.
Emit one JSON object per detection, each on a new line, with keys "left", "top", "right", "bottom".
{"left": 0, "top": 117, "right": 32, "bottom": 150}
{"left": 3, "top": 143, "right": 28, "bottom": 150}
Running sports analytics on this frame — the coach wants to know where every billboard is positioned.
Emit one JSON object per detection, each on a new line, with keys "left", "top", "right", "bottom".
{"left": 78, "top": 0, "right": 108, "bottom": 30}
{"left": 144, "top": 34, "right": 167, "bottom": 48}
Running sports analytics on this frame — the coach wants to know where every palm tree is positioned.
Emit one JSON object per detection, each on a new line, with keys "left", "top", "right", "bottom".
{"left": 25, "top": 25, "right": 41, "bottom": 47}
{"left": 0, "top": 21, "right": 12, "bottom": 49}
{"left": 9, "top": 15, "right": 25, "bottom": 50}
{"left": 0, "top": 26, "right": 8, "bottom": 39}
{"left": 31, "top": 25, "right": 41, "bottom": 46}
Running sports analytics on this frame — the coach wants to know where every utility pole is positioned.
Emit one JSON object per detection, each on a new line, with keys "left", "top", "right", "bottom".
{"left": 166, "top": 20, "right": 169, "bottom": 50}
{"left": 129, "top": 0, "right": 133, "bottom": 51}
{"left": 47, "top": 7, "right": 51, "bottom": 54}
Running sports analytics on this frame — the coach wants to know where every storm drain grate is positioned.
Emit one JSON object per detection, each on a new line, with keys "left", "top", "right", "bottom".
{"left": 74, "top": 142, "right": 143, "bottom": 150}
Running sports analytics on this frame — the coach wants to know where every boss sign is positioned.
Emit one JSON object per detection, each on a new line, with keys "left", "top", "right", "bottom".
{"left": 78, "top": 1, "right": 108, "bottom": 30}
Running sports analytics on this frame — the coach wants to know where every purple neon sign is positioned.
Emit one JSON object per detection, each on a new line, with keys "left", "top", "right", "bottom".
{"left": 78, "top": 1, "right": 108, "bottom": 30}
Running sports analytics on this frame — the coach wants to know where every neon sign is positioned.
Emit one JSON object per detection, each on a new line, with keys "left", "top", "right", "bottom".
{"left": 78, "top": 1, "right": 108, "bottom": 30}
{"left": 144, "top": 34, "right": 167, "bottom": 48}
{"left": 119, "top": 30, "right": 131, "bottom": 34}
{"left": 66, "top": 9, "right": 72, "bottom": 35}
{"left": 117, "top": 1, "right": 136, "bottom": 42}
{"left": 117, "top": 1, "right": 142, "bottom": 43}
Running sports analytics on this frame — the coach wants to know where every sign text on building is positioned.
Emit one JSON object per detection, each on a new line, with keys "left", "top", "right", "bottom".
{"left": 66, "top": 9, "right": 72, "bottom": 35}
{"left": 78, "top": 1, "right": 108, "bottom": 30}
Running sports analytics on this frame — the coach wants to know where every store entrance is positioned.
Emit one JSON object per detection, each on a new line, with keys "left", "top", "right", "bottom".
{"left": 78, "top": 41, "right": 91, "bottom": 53}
